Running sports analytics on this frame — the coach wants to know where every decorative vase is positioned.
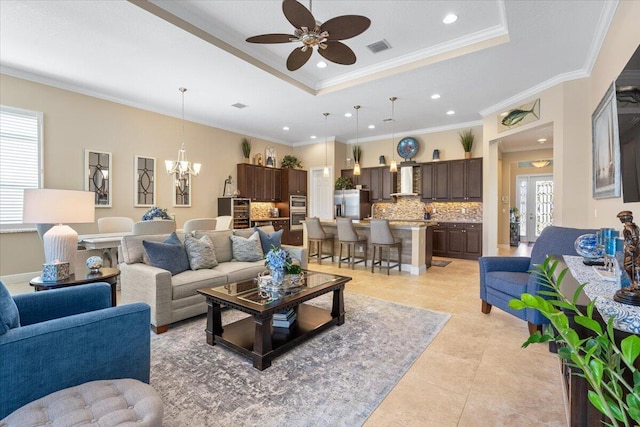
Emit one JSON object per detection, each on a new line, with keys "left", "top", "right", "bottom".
{"left": 270, "top": 267, "right": 285, "bottom": 286}
{"left": 574, "top": 233, "right": 603, "bottom": 261}
{"left": 86, "top": 256, "right": 103, "bottom": 273}
{"left": 432, "top": 149, "right": 440, "bottom": 161}
{"left": 244, "top": 158, "right": 250, "bottom": 164}
{"left": 464, "top": 151, "right": 472, "bottom": 159}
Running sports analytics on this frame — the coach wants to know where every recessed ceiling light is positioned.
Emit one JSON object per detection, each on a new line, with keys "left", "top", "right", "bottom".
{"left": 443, "top": 13, "right": 458, "bottom": 24}
{"left": 316, "top": 61, "right": 327, "bottom": 68}
{"left": 282, "top": 126, "right": 290, "bottom": 131}
{"left": 368, "top": 124, "right": 375, "bottom": 129}
{"left": 345, "top": 113, "right": 352, "bottom": 118}
{"left": 446, "top": 110, "right": 455, "bottom": 115}
{"left": 431, "top": 94, "right": 441, "bottom": 100}
{"left": 538, "top": 138, "right": 547, "bottom": 143}
{"left": 310, "top": 135, "right": 317, "bottom": 139}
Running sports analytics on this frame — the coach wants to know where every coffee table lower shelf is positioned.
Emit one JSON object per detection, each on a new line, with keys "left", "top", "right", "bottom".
{"left": 209, "top": 303, "right": 340, "bottom": 370}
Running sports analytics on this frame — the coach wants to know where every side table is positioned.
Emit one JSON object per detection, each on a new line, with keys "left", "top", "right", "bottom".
{"left": 29, "top": 267, "right": 120, "bottom": 307}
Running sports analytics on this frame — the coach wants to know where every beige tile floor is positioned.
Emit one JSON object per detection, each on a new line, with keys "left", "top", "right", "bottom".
{"left": 7, "top": 243, "right": 566, "bottom": 426}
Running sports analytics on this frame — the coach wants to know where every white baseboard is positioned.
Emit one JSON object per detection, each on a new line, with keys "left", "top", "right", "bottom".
{"left": 1, "top": 271, "right": 39, "bottom": 285}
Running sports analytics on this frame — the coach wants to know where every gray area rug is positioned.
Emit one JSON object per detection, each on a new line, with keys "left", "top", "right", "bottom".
{"left": 150, "top": 293, "right": 450, "bottom": 427}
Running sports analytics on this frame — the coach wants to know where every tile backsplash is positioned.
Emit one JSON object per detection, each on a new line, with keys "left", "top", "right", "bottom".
{"left": 372, "top": 196, "right": 482, "bottom": 222}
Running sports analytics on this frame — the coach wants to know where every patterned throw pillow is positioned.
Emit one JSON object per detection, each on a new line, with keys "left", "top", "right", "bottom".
{"left": 184, "top": 234, "right": 218, "bottom": 270}
{"left": 230, "top": 231, "right": 264, "bottom": 262}
{"left": 142, "top": 232, "right": 190, "bottom": 275}
{"left": 0, "top": 280, "right": 20, "bottom": 335}
{"left": 255, "top": 227, "right": 283, "bottom": 255}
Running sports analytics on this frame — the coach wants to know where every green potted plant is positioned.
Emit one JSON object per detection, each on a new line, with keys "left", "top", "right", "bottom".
{"left": 241, "top": 138, "right": 251, "bottom": 163}
{"left": 335, "top": 176, "right": 353, "bottom": 190}
{"left": 281, "top": 154, "right": 302, "bottom": 169}
{"left": 352, "top": 145, "right": 362, "bottom": 164}
{"left": 509, "top": 258, "right": 640, "bottom": 426}
{"left": 459, "top": 129, "right": 474, "bottom": 158}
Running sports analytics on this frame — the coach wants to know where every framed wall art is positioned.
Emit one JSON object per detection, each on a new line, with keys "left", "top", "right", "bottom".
{"left": 85, "top": 149, "right": 112, "bottom": 207}
{"left": 134, "top": 155, "right": 156, "bottom": 207}
{"left": 173, "top": 172, "right": 191, "bottom": 207}
{"left": 592, "top": 82, "right": 621, "bottom": 199}
{"left": 497, "top": 98, "right": 540, "bottom": 133}
{"left": 265, "top": 146, "right": 277, "bottom": 167}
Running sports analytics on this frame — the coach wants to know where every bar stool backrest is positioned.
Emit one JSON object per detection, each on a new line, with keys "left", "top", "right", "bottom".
{"left": 306, "top": 217, "right": 326, "bottom": 239}
{"left": 370, "top": 219, "right": 395, "bottom": 244}
{"left": 337, "top": 218, "right": 359, "bottom": 242}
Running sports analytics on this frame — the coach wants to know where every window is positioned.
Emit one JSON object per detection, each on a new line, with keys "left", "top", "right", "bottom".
{"left": 0, "top": 105, "right": 43, "bottom": 229}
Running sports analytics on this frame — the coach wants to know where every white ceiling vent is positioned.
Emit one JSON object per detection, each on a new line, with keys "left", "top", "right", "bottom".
{"left": 231, "top": 102, "right": 248, "bottom": 109}
{"left": 367, "top": 39, "right": 391, "bottom": 54}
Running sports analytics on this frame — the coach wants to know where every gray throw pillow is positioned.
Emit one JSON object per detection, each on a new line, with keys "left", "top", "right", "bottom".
{"left": 142, "top": 233, "right": 190, "bottom": 275}
{"left": 184, "top": 234, "right": 218, "bottom": 270}
{"left": 0, "top": 280, "right": 20, "bottom": 335}
{"left": 230, "top": 231, "right": 264, "bottom": 262}
{"left": 255, "top": 226, "right": 283, "bottom": 255}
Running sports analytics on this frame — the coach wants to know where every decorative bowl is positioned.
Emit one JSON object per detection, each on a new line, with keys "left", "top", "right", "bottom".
{"left": 86, "top": 256, "right": 103, "bottom": 273}
{"left": 574, "top": 234, "right": 603, "bottom": 260}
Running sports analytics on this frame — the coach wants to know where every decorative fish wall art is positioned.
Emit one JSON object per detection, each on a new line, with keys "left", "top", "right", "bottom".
{"left": 497, "top": 98, "right": 541, "bottom": 133}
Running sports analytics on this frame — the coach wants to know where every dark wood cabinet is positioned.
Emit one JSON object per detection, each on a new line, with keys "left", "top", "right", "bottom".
{"left": 282, "top": 168, "right": 307, "bottom": 196}
{"left": 287, "top": 229, "right": 303, "bottom": 246}
{"left": 433, "top": 222, "right": 482, "bottom": 260}
{"left": 271, "top": 219, "right": 289, "bottom": 244}
{"left": 450, "top": 158, "right": 482, "bottom": 201}
{"left": 368, "top": 167, "right": 397, "bottom": 201}
{"left": 237, "top": 163, "right": 255, "bottom": 200}
{"left": 237, "top": 164, "right": 283, "bottom": 202}
{"left": 421, "top": 161, "right": 450, "bottom": 201}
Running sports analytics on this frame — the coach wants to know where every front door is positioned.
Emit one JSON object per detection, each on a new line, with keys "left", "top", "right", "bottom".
{"left": 309, "top": 167, "right": 333, "bottom": 221}
{"left": 516, "top": 174, "right": 553, "bottom": 243}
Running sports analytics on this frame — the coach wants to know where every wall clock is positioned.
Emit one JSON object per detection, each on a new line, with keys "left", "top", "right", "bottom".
{"left": 397, "top": 137, "right": 419, "bottom": 160}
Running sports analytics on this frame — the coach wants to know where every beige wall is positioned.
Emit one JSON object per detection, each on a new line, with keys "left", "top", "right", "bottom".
{"left": 0, "top": 74, "right": 292, "bottom": 276}
{"left": 482, "top": 1, "right": 640, "bottom": 255}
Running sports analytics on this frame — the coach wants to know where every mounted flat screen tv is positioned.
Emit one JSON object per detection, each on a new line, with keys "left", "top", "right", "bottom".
{"left": 617, "top": 45, "right": 640, "bottom": 203}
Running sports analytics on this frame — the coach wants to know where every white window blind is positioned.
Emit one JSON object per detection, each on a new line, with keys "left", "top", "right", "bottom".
{"left": 0, "top": 105, "right": 43, "bottom": 228}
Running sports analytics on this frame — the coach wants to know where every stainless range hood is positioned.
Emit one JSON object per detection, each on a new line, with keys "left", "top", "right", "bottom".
{"left": 390, "top": 166, "right": 418, "bottom": 197}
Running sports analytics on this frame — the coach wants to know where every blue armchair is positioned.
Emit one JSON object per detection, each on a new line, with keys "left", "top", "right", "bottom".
{"left": 0, "top": 282, "right": 151, "bottom": 419}
{"left": 479, "top": 226, "right": 595, "bottom": 334}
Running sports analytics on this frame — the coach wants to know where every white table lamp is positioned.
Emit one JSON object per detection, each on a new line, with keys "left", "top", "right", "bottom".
{"left": 23, "top": 189, "right": 95, "bottom": 275}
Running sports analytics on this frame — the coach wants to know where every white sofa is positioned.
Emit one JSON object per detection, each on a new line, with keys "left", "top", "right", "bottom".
{"left": 119, "top": 226, "right": 307, "bottom": 333}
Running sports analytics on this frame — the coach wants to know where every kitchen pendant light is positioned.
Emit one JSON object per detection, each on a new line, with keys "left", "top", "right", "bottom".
{"left": 165, "top": 87, "right": 201, "bottom": 177}
{"left": 353, "top": 105, "right": 361, "bottom": 176}
{"left": 389, "top": 97, "right": 398, "bottom": 173}
{"left": 323, "top": 112, "right": 330, "bottom": 177}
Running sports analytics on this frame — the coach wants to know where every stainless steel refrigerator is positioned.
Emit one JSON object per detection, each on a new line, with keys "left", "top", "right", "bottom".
{"left": 334, "top": 189, "right": 371, "bottom": 219}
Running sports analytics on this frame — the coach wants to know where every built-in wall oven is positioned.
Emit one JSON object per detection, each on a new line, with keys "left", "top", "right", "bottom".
{"left": 290, "top": 195, "right": 306, "bottom": 230}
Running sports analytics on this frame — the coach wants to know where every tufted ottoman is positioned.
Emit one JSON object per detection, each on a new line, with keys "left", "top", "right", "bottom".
{"left": 1, "top": 379, "right": 163, "bottom": 427}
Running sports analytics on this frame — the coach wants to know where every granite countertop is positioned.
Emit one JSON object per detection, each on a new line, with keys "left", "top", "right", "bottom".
{"left": 434, "top": 219, "right": 483, "bottom": 224}
{"left": 320, "top": 219, "right": 438, "bottom": 229}
{"left": 251, "top": 217, "right": 290, "bottom": 221}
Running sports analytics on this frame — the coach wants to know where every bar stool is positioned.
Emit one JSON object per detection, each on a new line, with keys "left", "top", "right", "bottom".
{"left": 370, "top": 219, "right": 402, "bottom": 275}
{"left": 306, "top": 217, "right": 334, "bottom": 264}
{"left": 336, "top": 218, "right": 368, "bottom": 269}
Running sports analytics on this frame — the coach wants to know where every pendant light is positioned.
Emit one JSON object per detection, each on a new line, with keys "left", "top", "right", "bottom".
{"left": 323, "top": 112, "right": 330, "bottom": 177}
{"left": 353, "top": 105, "right": 361, "bottom": 176}
{"left": 389, "top": 97, "right": 397, "bottom": 173}
{"left": 165, "top": 87, "right": 201, "bottom": 177}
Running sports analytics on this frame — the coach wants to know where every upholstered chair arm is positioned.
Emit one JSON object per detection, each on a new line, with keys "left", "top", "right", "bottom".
{"left": 283, "top": 244, "right": 308, "bottom": 270}
{"left": 478, "top": 256, "right": 531, "bottom": 273}
{"left": 0, "top": 302, "right": 151, "bottom": 419}
{"left": 13, "top": 283, "right": 112, "bottom": 326}
{"left": 119, "top": 262, "right": 173, "bottom": 328}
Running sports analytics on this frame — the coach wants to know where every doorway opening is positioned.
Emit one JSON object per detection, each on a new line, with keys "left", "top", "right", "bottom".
{"left": 308, "top": 167, "right": 333, "bottom": 220}
{"left": 516, "top": 174, "right": 553, "bottom": 243}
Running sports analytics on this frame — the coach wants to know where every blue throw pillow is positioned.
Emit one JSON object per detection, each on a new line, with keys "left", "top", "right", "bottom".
{"left": 142, "top": 232, "right": 190, "bottom": 275}
{"left": 255, "top": 227, "right": 284, "bottom": 255}
{"left": 0, "top": 280, "right": 20, "bottom": 335}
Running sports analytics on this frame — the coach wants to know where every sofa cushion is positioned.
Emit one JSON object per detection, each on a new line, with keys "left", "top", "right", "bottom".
{"left": 230, "top": 231, "right": 264, "bottom": 262}
{"left": 171, "top": 269, "right": 228, "bottom": 300}
{"left": 255, "top": 227, "right": 283, "bottom": 254}
{"left": 142, "top": 233, "right": 190, "bottom": 276}
{"left": 184, "top": 234, "right": 218, "bottom": 270}
{"left": 485, "top": 271, "right": 530, "bottom": 298}
{"left": 214, "top": 260, "right": 267, "bottom": 283}
{"left": 0, "top": 280, "right": 20, "bottom": 335}
{"left": 193, "top": 230, "right": 233, "bottom": 263}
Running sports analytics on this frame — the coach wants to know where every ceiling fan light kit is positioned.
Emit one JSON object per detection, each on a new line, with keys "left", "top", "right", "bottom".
{"left": 246, "top": 0, "right": 371, "bottom": 71}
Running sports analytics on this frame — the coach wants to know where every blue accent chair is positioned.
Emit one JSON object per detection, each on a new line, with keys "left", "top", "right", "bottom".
{"left": 0, "top": 282, "right": 151, "bottom": 419}
{"left": 479, "top": 225, "right": 596, "bottom": 334}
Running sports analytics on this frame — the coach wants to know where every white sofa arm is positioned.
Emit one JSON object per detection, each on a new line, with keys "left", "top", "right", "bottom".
{"left": 120, "top": 262, "right": 173, "bottom": 328}
{"left": 283, "top": 244, "right": 308, "bottom": 270}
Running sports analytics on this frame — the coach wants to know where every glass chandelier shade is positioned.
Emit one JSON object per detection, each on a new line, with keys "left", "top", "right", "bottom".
{"left": 353, "top": 105, "right": 361, "bottom": 176}
{"left": 166, "top": 87, "right": 201, "bottom": 178}
{"left": 389, "top": 97, "right": 397, "bottom": 173}
{"left": 323, "top": 112, "right": 330, "bottom": 177}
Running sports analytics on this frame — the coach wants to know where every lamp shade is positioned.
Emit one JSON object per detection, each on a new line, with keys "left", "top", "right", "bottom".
{"left": 23, "top": 189, "right": 95, "bottom": 224}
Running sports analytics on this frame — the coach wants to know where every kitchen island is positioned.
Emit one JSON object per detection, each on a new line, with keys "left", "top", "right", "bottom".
{"left": 303, "top": 219, "right": 438, "bottom": 275}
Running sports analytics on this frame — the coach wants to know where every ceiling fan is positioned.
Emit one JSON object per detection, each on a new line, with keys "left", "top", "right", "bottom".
{"left": 246, "top": 0, "right": 371, "bottom": 71}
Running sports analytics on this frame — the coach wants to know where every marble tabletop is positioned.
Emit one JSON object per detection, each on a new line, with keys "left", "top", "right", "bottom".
{"left": 564, "top": 255, "right": 640, "bottom": 334}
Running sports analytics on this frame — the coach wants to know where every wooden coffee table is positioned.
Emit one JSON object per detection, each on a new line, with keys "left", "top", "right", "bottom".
{"left": 197, "top": 271, "right": 351, "bottom": 370}
{"left": 29, "top": 267, "right": 120, "bottom": 307}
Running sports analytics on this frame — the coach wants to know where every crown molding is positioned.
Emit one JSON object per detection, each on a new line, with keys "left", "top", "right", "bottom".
{"left": 343, "top": 120, "right": 484, "bottom": 145}
{"left": 582, "top": 0, "right": 619, "bottom": 75}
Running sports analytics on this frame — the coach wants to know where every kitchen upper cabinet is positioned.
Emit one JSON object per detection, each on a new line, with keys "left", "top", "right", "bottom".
{"left": 237, "top": 163, "right": 255, "bottom": 200}
{"left": 421, "top": 161, "right": 450, "bottom": 201}
{"left": 368, "top": 167, "right": 397, "bottom": 201}
{"left": 237, "top": 164, "right": 282, "bottom": 202}
{"left": 450, "top": 158, "right": 483, "bottom": 201}
{"left": 283, "top": 168, "right": 307, "bottom": 196}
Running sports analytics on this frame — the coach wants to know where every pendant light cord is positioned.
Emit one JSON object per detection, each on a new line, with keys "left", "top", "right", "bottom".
{"left": 390, "top": 97, "right": 396, "bottom": 162}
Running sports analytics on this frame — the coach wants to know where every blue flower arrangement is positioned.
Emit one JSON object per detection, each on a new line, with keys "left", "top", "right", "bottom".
{"left": 141, "top": 206, "right": 171, "bottom": 221}
{"left": 265, "top": 246, "right": 291, "bottom": 271}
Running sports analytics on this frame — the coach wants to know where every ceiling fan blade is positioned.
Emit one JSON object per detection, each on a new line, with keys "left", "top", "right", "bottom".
{"left": 246, "top": 34, "right": 295, "bottom": 44}
{"left": 321, "top": 15, "right": 371, "bottom": 40}
{"left": 319, "top": 41, "right": 356, "bottom": 65}
{"left": 283, "top": 0, "right": 316, "bottom": 30}
{"left": 287, "top": 47, "right": 313, "bottom": 71}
